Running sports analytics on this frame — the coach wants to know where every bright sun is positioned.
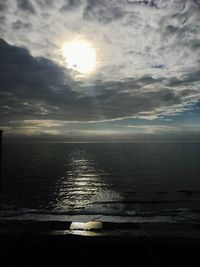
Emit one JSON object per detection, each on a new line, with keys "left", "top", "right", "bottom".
{"left": 62, "top": 40, "right": 97, "bottom": 75}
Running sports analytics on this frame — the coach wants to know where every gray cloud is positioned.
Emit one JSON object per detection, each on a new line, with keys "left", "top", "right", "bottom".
{"left": 0, "top": 15, "right": 6, "bottom": 25}
{"left": 83, "top": 0, "right": 124, "bottom": 23}
{"left": 35, "top": 0, "right": 54, "bottom": 9}
{"left": 0, "top": 38, "right": 77, "bottom": 120}
{"left": 17, "top": 0, "right": 36, "bottom": 14}
{"left": 168, "top": 70, "right": 200, "bottom": 87}
{"left": 0, "top": 38, "right": 198, "bottom": 127}
{"left": 0, "top": 1, "right": 7, "bottom": 11}
{"left": 127, "top": 1, "right": 158, "bottom": 8}
{"left": 1, "top": 0, "right": 200, "bottom": 139}
{"left": 60, "top": 0, "right": 81, "bottom": 12}
{"left": 12, "top": 20, "right": 32, "bottom": 30}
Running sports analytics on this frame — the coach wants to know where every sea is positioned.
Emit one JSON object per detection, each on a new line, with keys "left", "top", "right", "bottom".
{"left": 1, "top": 142, "right": 200, "bottom": 223}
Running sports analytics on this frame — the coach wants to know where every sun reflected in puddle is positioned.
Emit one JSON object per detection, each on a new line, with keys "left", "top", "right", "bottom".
{"left": 69, "top": 221, "right": 104, "bottom": 236}
{"left": 70, "top": 221, "right": 103, "bottom": 230}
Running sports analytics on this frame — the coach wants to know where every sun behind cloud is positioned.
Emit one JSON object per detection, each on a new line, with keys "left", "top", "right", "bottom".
{"left": 62, "top": 39, "right": 97, "bottom": 75}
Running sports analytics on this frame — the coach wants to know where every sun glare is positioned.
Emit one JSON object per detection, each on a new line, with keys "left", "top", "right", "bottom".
{"left": 62, "top": 40, "right": 97, "bottom": 75}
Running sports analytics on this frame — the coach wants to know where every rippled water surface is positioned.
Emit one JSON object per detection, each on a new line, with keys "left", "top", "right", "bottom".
{"left": 1, "top": 143, "right": 200, "bottom": 222}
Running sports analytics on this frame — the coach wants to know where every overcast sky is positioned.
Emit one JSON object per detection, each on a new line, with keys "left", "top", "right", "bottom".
{"left": 0, "top": 0, "right": 200, "bottom": 141}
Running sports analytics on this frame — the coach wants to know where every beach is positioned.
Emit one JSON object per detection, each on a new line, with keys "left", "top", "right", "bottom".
{"left": 1, "top": 219, "right": 200, "bottom": 266}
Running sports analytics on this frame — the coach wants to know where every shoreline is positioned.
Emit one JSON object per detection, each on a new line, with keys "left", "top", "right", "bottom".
{"left": 1, "top": 219, "right": 200, "bottom": 266}
{"left": 1, "top": 218, "right": 200, "bottom": 239}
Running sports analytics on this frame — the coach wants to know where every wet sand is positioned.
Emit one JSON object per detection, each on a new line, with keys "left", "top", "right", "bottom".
{"left": 1, "top": 220, "right": 200, "bottom": 266}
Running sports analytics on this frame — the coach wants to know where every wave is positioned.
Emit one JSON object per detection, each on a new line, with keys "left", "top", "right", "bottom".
{"left": 1, "top": 206, "right": 200, "bottom": 224}
{"left": 87, "top": 199, "right": 188, "bottom": 205}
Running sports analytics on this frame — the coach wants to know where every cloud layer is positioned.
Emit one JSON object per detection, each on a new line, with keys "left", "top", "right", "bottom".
{"left": 0, "top": 0, "right": 200, "bottom": 138}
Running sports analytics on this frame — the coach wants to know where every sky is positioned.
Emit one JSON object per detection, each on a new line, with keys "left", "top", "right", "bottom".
{"left": 0, "top": 0, "right": 200, "bottom": 141}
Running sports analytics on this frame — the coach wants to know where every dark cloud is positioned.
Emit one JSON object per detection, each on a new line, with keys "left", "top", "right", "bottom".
{"left": 60, "top": 0, "right": 81, "bottom": 12}
{"left": 138, "top": 75, "right": 162, "bottom": 84}
{"left": 151, "top": 64, "right": 165, "bottom": 69}
{"left": 83, "top": 0, "right": 124, "bottom": 23}
{"left": 127, "top": 0, "right": 158, "bottom": 8}
{"left": 0, "top": 38, "right": 76, "bottom": 120}
{"left": 184, "top": 70, "right": 200, "bottom": 83}
{"left": 35, "top": 0, "right": 55, "bottom": 10}
{"left": 0, "top": 38, "right": 199, "bottom": 128}
{"left": 0, "top": 39, "right": 59, "bottom": 96}
{"left": 128, "top": 0, "right": 200, "bottom": 9}
{"left": 0, "top": 15, "right": 6, "bottom": 24}
{"left": 12, "top": 20, "right": 32, "bottom": 30}
{"left": 191, "top": 41, "right": 200, "bottom": 51}
{"left": 168, "top": 70, "right": 200, "bottom": 87}
{"left": 194, "top": 0, "right": 200, "bottom": 8}
{"left": 0, "top": 12, "right": 6, "bottom": 33}
{"left": 94, "top": 86, "right": 181, "bottom": 119}
{"left": 0, "top": 1, "right": 7, "bottom": 11}
{"left": 17, "top": 0, "right": 36, "bottom": 14}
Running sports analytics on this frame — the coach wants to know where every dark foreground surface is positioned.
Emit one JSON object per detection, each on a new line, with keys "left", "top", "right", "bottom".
{"left": 1, "top": 220, "right": 200, "bottom": 266}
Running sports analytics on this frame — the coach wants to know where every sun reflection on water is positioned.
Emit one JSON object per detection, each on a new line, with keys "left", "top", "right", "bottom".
{"left": 55, "top": 150, "right": 109, "bottom": 210}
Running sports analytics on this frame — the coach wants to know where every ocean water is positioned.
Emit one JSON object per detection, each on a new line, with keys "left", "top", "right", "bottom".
{"left": 1, "top": 142, "right": 200, "bottom": 223}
